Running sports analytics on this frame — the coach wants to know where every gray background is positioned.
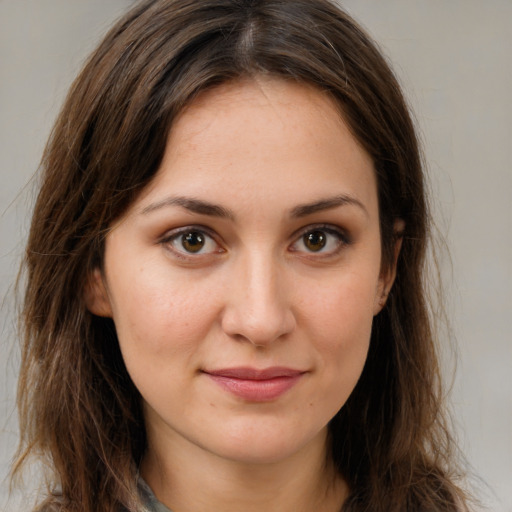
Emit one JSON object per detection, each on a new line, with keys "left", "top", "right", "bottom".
{"left": 1, "top": 1, "right": 510, "bottom": 511}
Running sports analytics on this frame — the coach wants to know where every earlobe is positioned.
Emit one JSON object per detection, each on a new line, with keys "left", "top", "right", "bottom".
{"left": 83, "top": 268, "right": 113, "bottom": 317}
{"left": 373, "top": 219, "right": 405, "bottom": 315}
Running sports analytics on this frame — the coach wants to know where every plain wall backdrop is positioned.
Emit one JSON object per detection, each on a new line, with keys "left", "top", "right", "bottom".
{"left": 1, "top": 1, "right": 511, "bottom": 511}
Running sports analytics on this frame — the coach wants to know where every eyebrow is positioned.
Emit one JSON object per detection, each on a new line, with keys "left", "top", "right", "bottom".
{"left": 141, "top": 193, "right": 367, "bottom": 219}
{"left": 141, "top": 196, "right": 235, "bottom": 219}
{"left": 290, "top": 194, "right": 368, "bottom": 218}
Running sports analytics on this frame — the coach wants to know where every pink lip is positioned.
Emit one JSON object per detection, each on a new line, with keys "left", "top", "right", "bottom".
{"left": 203, "top": 367, "right": 305, "bottom": 402}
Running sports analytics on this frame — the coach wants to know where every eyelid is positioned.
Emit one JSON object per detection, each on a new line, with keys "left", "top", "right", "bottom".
{"left": 159, "top": 225, "right": 225, "bottom": 259}
{"left": 158, "top": 223, "right": 350, "bottom": 261}
{"left": 289, "top": 223, "right": 351, "bottom": 255}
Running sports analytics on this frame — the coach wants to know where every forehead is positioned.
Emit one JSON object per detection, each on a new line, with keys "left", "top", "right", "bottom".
{"left": 170, "top": 77, "right": 359, "bottom": 158}
{"left": 135, "top": 77, "right": 377, "bottom": 219}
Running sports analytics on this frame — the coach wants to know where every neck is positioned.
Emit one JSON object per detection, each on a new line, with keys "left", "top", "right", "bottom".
{"left": 141, "top": 429, "right": 347, "bottom": 512}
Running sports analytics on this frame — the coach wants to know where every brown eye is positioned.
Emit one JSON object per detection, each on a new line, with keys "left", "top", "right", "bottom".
{"left": 165, "top": 227, "right": 222, "bottom": 258}
{"left": 303, "top": 230, "right": 327, "bottom": 252}
{"left": 290, "top": 225, "right": 348, "bottom": 256}
{"left": 181, "top": 231, "right": 205, "bottom": 253}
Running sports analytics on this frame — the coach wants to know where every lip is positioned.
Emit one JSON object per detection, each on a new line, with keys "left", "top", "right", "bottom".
{"left": 203, "top": 366, "right": 305, "bottom": 402}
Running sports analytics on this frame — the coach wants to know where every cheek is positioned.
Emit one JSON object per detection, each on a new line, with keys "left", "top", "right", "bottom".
{"left": 107, "top": 265, "right": 226, "bottom": 414}
{"left": 107, "top": 261, "right": 221, "bottom": 363}
{"left": 299, "top": 269, "right": 377, "bottom": 401}
{"left": 302, "top": 267, "right": 378, "bottom": 343}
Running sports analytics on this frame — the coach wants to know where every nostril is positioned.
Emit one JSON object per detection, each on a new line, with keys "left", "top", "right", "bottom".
{"left": 221, "top": 304, "right": 296, "bottom": 347}
{"left": 220, "top": 256, "right": 296, "bottom": 345}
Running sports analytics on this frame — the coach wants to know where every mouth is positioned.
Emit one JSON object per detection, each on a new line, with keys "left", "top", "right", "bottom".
{"left": 202, "top": 367, "right": 306, "bottom": 402}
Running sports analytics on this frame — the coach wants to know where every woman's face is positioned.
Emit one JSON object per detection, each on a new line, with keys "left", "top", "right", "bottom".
{"left": 87, "top": 78, "right": 395, "bottom": 466}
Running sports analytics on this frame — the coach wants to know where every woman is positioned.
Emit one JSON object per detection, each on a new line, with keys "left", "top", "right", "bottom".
{"left": 13, "top": 0, "right": 470, "bottom": 511}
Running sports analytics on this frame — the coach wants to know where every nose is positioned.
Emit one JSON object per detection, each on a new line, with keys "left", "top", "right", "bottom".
{"left": 221, "top": 252, "right": 296, "bottom": 347}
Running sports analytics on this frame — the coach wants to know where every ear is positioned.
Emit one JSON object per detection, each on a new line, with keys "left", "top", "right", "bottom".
{"left": 373, "top": 219, "right": 405, "bottom": 315}
{"left": 83, "top": 267, "right": 113, "bottom": 317}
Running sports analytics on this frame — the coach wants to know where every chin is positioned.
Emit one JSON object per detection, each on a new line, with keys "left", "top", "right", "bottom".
{"left": 202, "top": 420, "right": 329, "bottom": 466}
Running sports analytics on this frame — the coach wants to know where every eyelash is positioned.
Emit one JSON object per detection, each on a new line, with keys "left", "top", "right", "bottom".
{"left": 160, "top": 225, "right": 224, "bottom": 261}
{"left": 289, "top": 224, "right": 351, "bottom": 257}
{"left": 159, "top": 223, "right": 351, "bottom": 261}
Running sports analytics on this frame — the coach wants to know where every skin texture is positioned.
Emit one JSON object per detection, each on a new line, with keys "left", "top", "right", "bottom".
{"left": 86, "top": 78, "right": 399, "bottom": 512}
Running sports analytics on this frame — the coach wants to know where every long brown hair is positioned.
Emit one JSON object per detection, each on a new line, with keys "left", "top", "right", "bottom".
{"left": 14, "top": 0, "right": 468, "bottom": 510}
